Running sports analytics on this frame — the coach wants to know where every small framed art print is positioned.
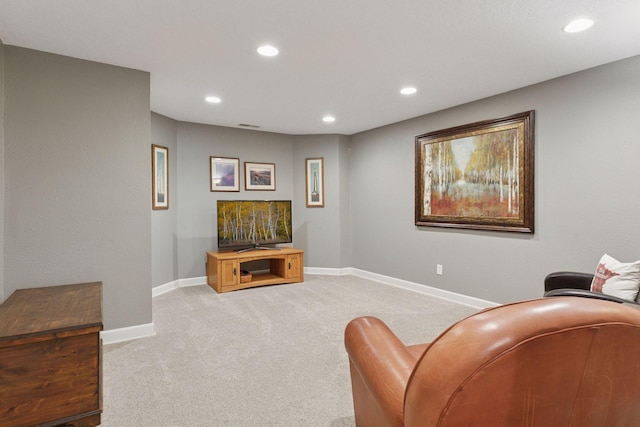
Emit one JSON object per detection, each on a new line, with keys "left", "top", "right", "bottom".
{"left": 245, "top": 162, "right": 276, "bottom": 191}
{"left": 210, "top": 156, "right": 240, "bottom": 192}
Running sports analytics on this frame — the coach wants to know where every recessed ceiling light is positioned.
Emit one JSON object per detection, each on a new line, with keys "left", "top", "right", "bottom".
{"left": 257, "top": 45, "right": 279, "bottom": 57}
{"left": 563, "top": 18, "right": 594, "bottom": 33}
{"left": 322, "top": 115, "right": 336, "bottom": 123}
{"left": 400, "top": 87, "right": 417, "bottom": 95}
{"left": 205, "top": 96, "right": 221, "bottom": 104}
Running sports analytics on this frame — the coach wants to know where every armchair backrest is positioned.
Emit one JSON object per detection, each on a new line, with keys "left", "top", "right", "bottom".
{"left": 405, "top": 297, "right": 640, "bottom": 426}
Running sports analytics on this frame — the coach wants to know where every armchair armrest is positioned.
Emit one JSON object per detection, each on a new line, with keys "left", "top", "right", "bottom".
{"left": 544, "top": 271, "right": 593, "bottom": 292}
{"left": 544, "top": 288, "right": 627, "bottom": 304}
{"left": 344, "top": 316, "right": 419, "bottom": 427}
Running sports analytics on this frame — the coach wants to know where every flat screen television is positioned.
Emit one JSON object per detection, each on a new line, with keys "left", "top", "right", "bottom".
{"left": 217, "top": 200, "right": 292, "bottom": 251}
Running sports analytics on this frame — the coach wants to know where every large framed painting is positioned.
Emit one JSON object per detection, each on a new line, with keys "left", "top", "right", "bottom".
{"left": 415, "top": 111, "right": 535, "bottom": 233}
{"left": 210, "top": 156, "right": 240, "bottom": 192}
{"left": 151, "top": 144, "right": 169, "bottom": 210}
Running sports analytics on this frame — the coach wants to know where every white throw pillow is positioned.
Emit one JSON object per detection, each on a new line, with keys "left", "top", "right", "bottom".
{"left": 590, "top": 254, "right": 640, "bottom": 302}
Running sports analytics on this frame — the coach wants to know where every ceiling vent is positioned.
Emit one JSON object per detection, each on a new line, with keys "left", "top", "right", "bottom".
{"left": 238, "top": 123, "right": 261, "bottom": 129}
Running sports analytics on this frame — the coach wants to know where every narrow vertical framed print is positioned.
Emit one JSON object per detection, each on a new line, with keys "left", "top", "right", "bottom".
{"left": 210, "top": 156, "right": 240, "bottom": 192}
{"left": 152, "top": 144, "right": 169, "bottom": 210}
{"left": 305, "top": 157, "right": 324, "bottom": 208}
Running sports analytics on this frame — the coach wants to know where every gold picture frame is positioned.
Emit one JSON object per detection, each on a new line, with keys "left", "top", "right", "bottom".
{"left": 151, "top": 144, "right": 169, "bottom": 210}
{"left": 305, "top": 158, "right": 324, "bottom": 208}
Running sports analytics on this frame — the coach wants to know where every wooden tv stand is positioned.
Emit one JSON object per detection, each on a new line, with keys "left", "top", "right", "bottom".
{"left": 206, "top": 248, "right": 304, "bottom": 293}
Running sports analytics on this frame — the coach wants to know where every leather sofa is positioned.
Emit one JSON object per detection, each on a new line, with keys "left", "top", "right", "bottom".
{"left": 344, "top": 297, "right": 640, "bottom": 426}
{"left": 544, "top": 271, "right": 640, "bottom": 306}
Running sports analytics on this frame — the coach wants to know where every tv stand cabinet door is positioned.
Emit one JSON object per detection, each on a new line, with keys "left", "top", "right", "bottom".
{"left": 285, "top": 253, "right": 303, "bottom": 281}
{"left": 219, "top": 259, "right": 239, "bottom": 288}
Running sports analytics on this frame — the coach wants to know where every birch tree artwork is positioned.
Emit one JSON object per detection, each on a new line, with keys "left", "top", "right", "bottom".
{"left": 415, "top": 110, "right": 534, "bottom": 233}
{"left": 218, "top": 200, "right": 291, "bottom": 246}
{"left": 422, "top": 128, "right": 520, "bottom": 217}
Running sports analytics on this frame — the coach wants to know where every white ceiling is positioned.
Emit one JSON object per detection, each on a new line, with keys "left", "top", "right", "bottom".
{"left": 1, "top": 1, "right": 639, "bottom": 135}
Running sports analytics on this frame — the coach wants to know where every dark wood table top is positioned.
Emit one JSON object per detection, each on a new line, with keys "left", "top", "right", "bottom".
{"left": 0, "top": 282, "right": 103, "bottom": 341}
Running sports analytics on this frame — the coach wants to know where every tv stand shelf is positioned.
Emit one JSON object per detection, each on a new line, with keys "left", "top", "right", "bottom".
{"left": 206, "top": 248, "right": 304, "bottom": 293}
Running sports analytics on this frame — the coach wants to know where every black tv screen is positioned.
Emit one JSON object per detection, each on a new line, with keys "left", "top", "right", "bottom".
{"left": 217, "top": 200, "right": 292, "bottom": 250}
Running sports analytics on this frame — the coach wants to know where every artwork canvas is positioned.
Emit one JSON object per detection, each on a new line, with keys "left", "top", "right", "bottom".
{"left": 415, "top": 111, "right": 534, "bottom": 233}
{"left": 305, "top": 158, "right": 324, "bottom": 208}
{"left": 210, "top": 157, "right": 239, "bottom": 192}
{"left": 217, "top": 200, "right": 292, "bottom": 249}
{"left": 245, "top": 162, "right": 276, "bottom": 191}
{"left": 152, "top": 144, "right": 169, "bottom": 210}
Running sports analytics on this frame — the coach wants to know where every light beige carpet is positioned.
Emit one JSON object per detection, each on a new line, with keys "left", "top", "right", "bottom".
{"left": 101, "top": 274, "right": 478, "bottom": 426}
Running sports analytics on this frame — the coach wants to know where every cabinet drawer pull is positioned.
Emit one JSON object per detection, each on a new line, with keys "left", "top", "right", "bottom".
{"left": 233, "top": 268, "right": 237, "bottom": 276}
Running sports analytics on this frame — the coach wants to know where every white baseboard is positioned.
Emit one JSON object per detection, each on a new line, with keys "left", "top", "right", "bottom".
{"left": 179, "top": 276, "right": 208, "bottom": 287}
{"left": 150, "top": 268, "right": 498, "bottom": 309}
{"left": 101, "top": 322, "right": 155, "bottom": 345}
{"left": 301, "top": 266, "right": 497, "bottom": 309}
{"left": 348, "top": 268, "right": 499, "bottom": 309}
{"left": 104, "top": 279, "right": 208, "bottom": 344}
{"left": 304, "top": 266, "right": 348, "bottom": 276}
{"left": 152, "top": 276, "right": 207, "bottom": 297}
{"left": 108, "top": 268, "right": 495, "bottom": 345}
{"left": 151, "top": 280, "right": 178, "bottom": 297}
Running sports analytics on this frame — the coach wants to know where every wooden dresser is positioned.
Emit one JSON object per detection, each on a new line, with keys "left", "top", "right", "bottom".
{"left": 0, "top": 282, "right": 103, "bottom": 427}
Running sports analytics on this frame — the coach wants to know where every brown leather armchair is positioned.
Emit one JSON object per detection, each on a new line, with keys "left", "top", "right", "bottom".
{"left": 344, "top": 297, "right": 640, "bottom": 426}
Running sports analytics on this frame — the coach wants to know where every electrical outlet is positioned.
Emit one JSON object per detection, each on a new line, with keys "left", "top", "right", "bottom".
{"left": 436, "top": 264, "right": 443, "bottom": 275}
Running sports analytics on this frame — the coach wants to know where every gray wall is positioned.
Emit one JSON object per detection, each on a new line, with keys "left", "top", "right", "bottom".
{"left": 148, "top": 122, "right": 352, "bottom": 284}
{"left": 175, "top": 122, "right": 295, "bottom": 278}
{"left": 349, "top": 55, "right": 640, "bottom": 304}
{"left": 151, "top": 112, "right": 178, "bottom": 286}
{"left": 293, "top": 134, "right": 350, "bottom": 268}
{"left": 3, "top": 46, "right": 152, "bottom": 329}
{"left": 0, "top": 40, "right": 5, "bottom": 302}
